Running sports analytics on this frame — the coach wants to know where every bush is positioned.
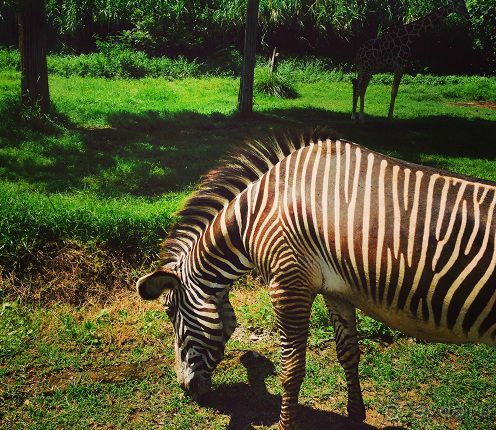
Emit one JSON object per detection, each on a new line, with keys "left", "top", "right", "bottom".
{"left": 46, "top": 44, "right": 202, "bottom": 79}
{"left": 0, "top": 49, "right": 19, "bottom": 71}
{"left": 467, "top": 0, "right": 496, "bottom": 71}
{"left": 254, "top": 66, "right": 298, "bottom": 99}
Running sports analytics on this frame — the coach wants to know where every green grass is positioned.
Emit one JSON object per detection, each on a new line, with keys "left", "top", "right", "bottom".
{"left": 1, "top": 65, "right": 496, "bottom": 428}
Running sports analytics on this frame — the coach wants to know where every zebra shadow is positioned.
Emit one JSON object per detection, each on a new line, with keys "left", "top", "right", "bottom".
{"left": 198, "top": 351, "right": 406, "bottom": 430}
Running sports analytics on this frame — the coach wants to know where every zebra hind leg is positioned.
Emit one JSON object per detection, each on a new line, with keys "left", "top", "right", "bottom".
{"left": 324, "top": 296, "right": 366, "bottom": 422}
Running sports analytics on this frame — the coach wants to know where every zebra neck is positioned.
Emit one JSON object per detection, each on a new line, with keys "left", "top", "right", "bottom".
{"left": 182, "top": 194, "right": 254, "bottom": 293}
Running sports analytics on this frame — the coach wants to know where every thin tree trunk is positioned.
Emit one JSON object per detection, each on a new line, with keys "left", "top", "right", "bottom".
{"left": 18, "top": 0, "right": 50, "bottom": 114}
{"left": 238, "top": 0, "right": 259, "bottom": 115}
{"left": 269, "top": 47, "right": 279, "bottom": 75}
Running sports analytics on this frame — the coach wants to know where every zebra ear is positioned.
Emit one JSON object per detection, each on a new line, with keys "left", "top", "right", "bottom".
{"left": 136, "top": 270, "right": 180, "bottom": 300}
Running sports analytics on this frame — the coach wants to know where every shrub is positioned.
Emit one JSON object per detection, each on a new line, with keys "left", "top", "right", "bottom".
{"left": 45, "top": 44, "right": 202, "bottom": 79}
{"left": 0, "top": 49, "right": 20, "bottom": 71}
{"left": 254, "top": 66, "right": 298, "bottom": 99}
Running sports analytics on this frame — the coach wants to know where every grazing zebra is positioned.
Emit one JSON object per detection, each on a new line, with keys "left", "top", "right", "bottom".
{"left": 137, "top": 130, "right": 496, "bottom": 429}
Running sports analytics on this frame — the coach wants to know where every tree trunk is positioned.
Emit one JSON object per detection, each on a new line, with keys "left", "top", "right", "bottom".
{"left": 269, "top": 46, "right": 279, "bottom": 75}
{"left": 18, "top": 0, "right": 50, "bottom": 114}
{"left": 237, "top": 0, "right": 259, "bottom": 115}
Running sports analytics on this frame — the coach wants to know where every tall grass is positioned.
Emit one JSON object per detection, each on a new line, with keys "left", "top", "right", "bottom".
{"left": 0, "top": 181, "right": 184, "bottom": 268}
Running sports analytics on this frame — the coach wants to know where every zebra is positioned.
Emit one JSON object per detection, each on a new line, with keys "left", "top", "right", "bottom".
{"left": 137, "top": 130, "right": 496, "bottom": 429}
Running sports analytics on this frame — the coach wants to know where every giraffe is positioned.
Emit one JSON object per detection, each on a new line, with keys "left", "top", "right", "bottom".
{"left": 351, "top": 0, "right": 469, "bottom": 120}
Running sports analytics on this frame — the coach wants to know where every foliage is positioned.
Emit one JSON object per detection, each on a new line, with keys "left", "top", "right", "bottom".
{"left": 0, "top": 48, "right": 18, "bottom": 70}
{"left": 1, "top": 0, "right": 493, "bottom": 73}
{"left": 467, "top": 0, "right": 496, "bottom": 70}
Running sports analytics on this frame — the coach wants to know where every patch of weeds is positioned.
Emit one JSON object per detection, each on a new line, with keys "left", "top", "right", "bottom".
{"left": 255, "top": 67, "right": 298, "bottom": 99}
{"left": 141, "top": 309, "right": 168, "bottom": 337}
{"left": 0, "top": 300, "right": 39, "bottom": 358}
{"left": 357, "top": 312, "right": 403, "bottom": 343}
{"left": 309, "top": 296, "right": 334, "bottom": 345}
{"left": 59, "top": 313, "right": 101, "bottom": 347}
{"left": 238, "top": 293, "right": 275, "bottom": 329}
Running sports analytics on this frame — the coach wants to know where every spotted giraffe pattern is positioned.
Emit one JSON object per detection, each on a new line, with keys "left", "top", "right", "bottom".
{"left": 352, "top": 0, "right": 469, "bottom": 120}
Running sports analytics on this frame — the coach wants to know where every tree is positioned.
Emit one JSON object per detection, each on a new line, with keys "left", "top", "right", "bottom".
{"left": 237, "top": 0, "right": 259, "bottom": 116}
{"left": 17, "top": 0, "right": 50, "bottom": 113}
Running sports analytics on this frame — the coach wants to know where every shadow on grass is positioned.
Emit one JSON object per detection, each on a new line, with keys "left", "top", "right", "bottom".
{"left": 199, "top": 351, "right": 405, "bottom": 430}
{"left": 1, "top": 99, "right": 495, "bottom": 196}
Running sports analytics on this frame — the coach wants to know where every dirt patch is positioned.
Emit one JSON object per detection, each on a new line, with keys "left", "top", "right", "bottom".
{"left": 450, "top": 100, "right": 496, "bottom": 110}
{"left": 1, "top": 357, "right": 168, "bottom": 401}
{"left": 86, "top": 358, "right": 165, "bottom": 383}
{"left": 1, "top": 240, "right": 151, "bottom": 305}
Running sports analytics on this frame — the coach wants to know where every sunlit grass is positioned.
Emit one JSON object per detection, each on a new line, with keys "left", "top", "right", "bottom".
{"left": 1, "top": 287, "right": 495, "bottom": 430}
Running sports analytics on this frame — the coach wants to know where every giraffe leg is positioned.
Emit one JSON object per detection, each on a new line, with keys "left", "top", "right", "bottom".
{"left": 358, "top": 74, "right": 371, "bottom": 121}
{"left": 351, "top": 77, "right": 359, "bottom": 120}
{"left": 388, "top": 69, "right": 403, "bottom": 120}
{"left": 324, "top": 296, "right": 366, "bottom": 422}
{"left": 271, "top": 284, "right": 314, "bottom": 430}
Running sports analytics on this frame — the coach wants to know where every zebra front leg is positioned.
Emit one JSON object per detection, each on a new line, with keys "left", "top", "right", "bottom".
{"left": 271, "top": 285, "right": 314, "bottom": 430}
{"left": 324, "top": 296, "right": 366, "bottom": 422}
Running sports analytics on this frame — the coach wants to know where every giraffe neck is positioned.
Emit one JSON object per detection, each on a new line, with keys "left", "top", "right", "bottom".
{"left": 405, "top": 5, "right": 453, "bottom": 37}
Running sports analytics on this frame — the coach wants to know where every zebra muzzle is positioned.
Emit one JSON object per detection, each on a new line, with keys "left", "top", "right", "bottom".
{"left": 184, "top": 374, "right": 212, "bottom": 400}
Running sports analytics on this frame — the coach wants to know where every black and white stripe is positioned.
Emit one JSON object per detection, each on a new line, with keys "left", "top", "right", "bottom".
{"left": 138, "top": 131, "right": 496, "bottom": 429}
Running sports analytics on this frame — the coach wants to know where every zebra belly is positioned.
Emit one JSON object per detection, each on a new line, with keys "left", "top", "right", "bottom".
{"left": 352, "top": 298, "right": 471, "bottom": 343}
{"left": 319, "top": 263, "right": 479, "bottom": 344}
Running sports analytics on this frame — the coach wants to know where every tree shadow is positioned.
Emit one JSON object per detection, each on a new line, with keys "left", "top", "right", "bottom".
{"left": 198, "top": 351, "right": 406, "bottom": 430}
{"left": 1, "top": 102, "right": 495, "bottom": 197}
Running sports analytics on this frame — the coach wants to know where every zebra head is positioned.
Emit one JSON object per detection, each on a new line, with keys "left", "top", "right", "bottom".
{"left": 136, "top": 268, "right": 237, "bottom": 398}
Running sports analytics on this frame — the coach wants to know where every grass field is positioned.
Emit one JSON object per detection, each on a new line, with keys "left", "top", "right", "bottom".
{"left": 1, "top": 66, "right": 496, "bottom": 429}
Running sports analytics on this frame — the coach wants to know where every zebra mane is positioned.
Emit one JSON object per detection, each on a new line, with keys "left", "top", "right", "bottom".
{"left": 161, "top": 129, "right": 339, "bottom": 264}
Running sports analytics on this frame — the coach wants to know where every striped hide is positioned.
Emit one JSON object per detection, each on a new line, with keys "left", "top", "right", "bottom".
{"left": 137, "top": 130, "right": 496, "bottom": 429}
